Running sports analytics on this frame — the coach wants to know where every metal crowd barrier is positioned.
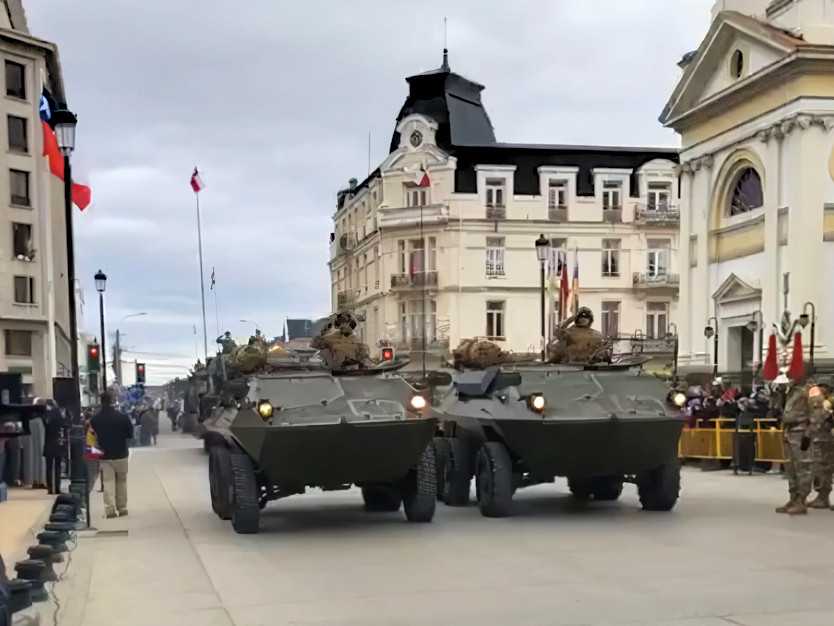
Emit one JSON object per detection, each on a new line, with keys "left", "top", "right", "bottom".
{"left": 678, "top": 417, "right": 788, "bottom": 464}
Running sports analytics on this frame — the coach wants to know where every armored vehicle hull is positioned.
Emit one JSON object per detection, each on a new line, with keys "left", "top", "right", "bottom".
{"left": 207, "top": 368, "right": 438, "bottom": 533}
{"left": 434, "top": 363, "right": 684, "bottom": 517}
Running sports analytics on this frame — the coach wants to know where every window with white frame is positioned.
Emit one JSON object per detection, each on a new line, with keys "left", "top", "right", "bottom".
{"left": 486, "top": 301, "right": 505, "bottom": 339}
{"left": 485, "top": 179, "right": 505, "bottom": 207}
{"left": 399, "top": 302, "right": 407, "bottom": 343}
{"left": 486, "top": 237, "right": 505, "bottom": 276}
{"left": 408, "top": 239, "right": 424, "bottom": 277}
{"left": 602, "top": 181, "right": 622, "bottom": 211}
{"left": 601, "top": 301, "right": 620, "bottom": 339}
{"left": 601, "top": 239, "right": 620, "bottom": 277}
{"left": 427, "top": 237, "right": 436, "bottom": 272}
{"left": 407, "top": 299, "right": 436, "bottom": 345}
{"left": 548, "top": 180, "right": 567, "bottom": 210}
{"left": 647, "top": 182, "right": 671, "bottom": 211}
{"left": 14, "top": 275, "right": 34, "bottom": 304}
{"left": 646, "top": 302, "right": 668, "bottom": 339}
{"left": 406, "top": 187, "right": 428, "bottom": 207}
{"left": 647, "top": 239, "right": 670, "bottom": 278}
{"left": 397, "top": 240, "right": 406, "bottom": 274}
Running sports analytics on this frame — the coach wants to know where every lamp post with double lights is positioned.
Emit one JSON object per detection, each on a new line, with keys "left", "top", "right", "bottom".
{"left": 705, "top": 316, "right": 719, "bottom": 378}
{"left": 95, "top": 270, "right": 107, "bottom": 392}
{"left": 535, "top": 234, "right": 551, "bottom": 361}
{"left": 799, "top": 301, "right": 816, "bottom": 372}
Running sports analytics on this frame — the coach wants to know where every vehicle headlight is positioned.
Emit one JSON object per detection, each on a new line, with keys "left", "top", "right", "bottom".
{"left": 257, "top": 401, "right": 273, "bottom": 419}
{"left": 672, "top": 392, "right": 687, "bottom": 407}
{"left": 410, "top": 395, "right": 427, "bottom": 410}
{"left": 825, "top": 399, "right": 832, "bottom": 412}
{"left": 530, "top": 394, "right": 546, "bottom": 412}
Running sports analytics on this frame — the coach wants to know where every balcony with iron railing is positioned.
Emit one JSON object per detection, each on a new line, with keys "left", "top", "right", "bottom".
{"left": 377, "top": 204, "right": 448, "bottom": 228}
{"left": 486, "top": 204, "right": 506, "bottom": 219}
{"left": 390, "top": 271, "right": 439, "bottom": 289}
{"left": 548, "top": 205, "right": 567, "bottom": 222}
{"left": 635, "top": 203, "right": 680, "bottom": 225}
{"left": 632, "top": 272, "right": 680, "bottom": 289}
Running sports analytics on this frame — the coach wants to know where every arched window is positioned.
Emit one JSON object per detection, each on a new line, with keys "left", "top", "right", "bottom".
{"left": 728, "top": 167, "right": 763, "bottom": 216}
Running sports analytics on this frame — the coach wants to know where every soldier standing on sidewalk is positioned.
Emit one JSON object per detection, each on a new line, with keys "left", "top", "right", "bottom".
{"left": 776, "top": 372, "right": 814, "bottom": 515}
{"left": 808, "top": 382, "right": 834, "bottom": 509}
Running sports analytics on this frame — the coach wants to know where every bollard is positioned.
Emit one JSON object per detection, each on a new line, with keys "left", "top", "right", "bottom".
{"left": 8, "top": 579, "right": 33, "bottom": 613}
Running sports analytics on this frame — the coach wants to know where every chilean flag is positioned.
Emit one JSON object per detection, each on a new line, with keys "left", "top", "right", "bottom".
{"left": 409, "top": 167, "right": 430, "bottom": 187}
{"left": 190, "top": 167, "right": 205, "bottom": 193}
{"left": 559, "top": 257, "right": 569, "bottom": 321}
{"left": 40, "top": 89, "right": 92, "bottom": 210}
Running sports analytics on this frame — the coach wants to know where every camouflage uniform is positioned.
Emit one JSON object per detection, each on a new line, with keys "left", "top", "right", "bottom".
{"left": 310, "top": 311, "right": 372, "bottom": 371}
{"left": 808, "top": 386, "right": 834, "bottom": 508}
{"left": 548, "top": 307, "right": 605, "bottom": 364}
{"left": 776, "top": 382, "right": 813, "bottom": 514}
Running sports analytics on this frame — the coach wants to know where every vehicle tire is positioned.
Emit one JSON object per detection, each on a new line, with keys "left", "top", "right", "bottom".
{"left": 475, "top": 442, "right": 513, "bottom": 518}
{"left": 362, "top": 485, "right": 402, "bottom": 512}
{"left": 567, "top": 477, "right": 592, "bottom": 500}
{"left": 443, "top": 437, "right": 472, "bottom": 506}
{"left": 591, "top": 476, "right": 624, "bottom": 501}
{"left": 402, "top": 443, "right": 436, "bottom": 523}
{"left": 230, "top": 453, "right": 260, "bottom": 533}
{"left": 210, "top": 445, "right": 233, "bottom": 520}
{"left": 433, "top": 437, "right": 450, "bottom": 500}
{"left": 637, "top": 457, "right": 681, "bottom": 511}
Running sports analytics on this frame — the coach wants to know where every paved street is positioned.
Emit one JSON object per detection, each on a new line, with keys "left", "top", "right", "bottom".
{"left": 45, "top": 423, "right": 834, "bottom": 626}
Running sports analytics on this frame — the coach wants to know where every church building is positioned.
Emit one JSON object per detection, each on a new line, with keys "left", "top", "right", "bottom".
{"left": 661, "top": 0, "right": 834, "bottom": 374}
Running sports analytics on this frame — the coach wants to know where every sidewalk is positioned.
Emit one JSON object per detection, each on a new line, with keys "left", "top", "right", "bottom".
{"left": 0, "top": 486, "right": 55, "bottom": 564}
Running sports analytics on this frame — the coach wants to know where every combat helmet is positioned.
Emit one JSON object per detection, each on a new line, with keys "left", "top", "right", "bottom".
{"left": 575, "top": 307, "right": 594, "bottom": 324}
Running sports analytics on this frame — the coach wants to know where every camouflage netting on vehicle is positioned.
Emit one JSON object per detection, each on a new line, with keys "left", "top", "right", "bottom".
{"left": 232, "top": 344, "right": 267, "bottom": 374}
{"left": 452, "top": 339, "right": 516, "bottom": 369}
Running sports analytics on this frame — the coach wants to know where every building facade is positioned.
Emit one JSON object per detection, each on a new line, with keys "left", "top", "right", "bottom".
{"left": 329, "top": 54, "right": 680, "bottom": 365}
{"left": 661, "top": 0, "right": 834, "bottom": 374}
{"left": 0, "top": 1, "right": 75, "bottom": 396}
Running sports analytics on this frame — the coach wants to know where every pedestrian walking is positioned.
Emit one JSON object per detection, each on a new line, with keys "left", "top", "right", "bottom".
{"left": 808, "top": 382, "right": 834, "bottom": 509}
{"left": 138, "top": 401, "right": 156, "bottom": 447}
{"left": 776, "top": 371, "right": 814, "bottom": 515}
{"left": 90, "top": 391, "right": 133, "bottom": 519}
{"left": 41, "top": 399, "right": 70, "bottom": 495}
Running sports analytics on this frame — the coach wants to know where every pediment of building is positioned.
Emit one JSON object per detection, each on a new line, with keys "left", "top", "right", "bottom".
{"left": 712, "top": 272, "right": 762, "bottom": 303}
{"left": 660, "top": 11, "right": 803, "bottom": 128}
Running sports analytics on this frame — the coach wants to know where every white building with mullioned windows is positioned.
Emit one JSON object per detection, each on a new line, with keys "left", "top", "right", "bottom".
{"left": 329, "top": 52, "right": 681, "bottom": 367}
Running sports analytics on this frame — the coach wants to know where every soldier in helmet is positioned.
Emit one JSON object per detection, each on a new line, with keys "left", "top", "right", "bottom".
{"left": 548, "top": 307, "right": 606, "bottom": 363}
{"left": 311, "top": 310, "right": 372, "bottom": 370}
{"left": 776, "top": 369, "right": 814, "bottom": 515}
{"left": 216, "top": 331, "right": 236, "bottom": 355}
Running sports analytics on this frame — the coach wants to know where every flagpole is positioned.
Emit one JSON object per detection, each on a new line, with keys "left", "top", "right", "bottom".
{"left": 212, "top": 269, "right": 221, "bottom": 338}
{"left": 195, "top": 192, "right": 209, "bottom": 362}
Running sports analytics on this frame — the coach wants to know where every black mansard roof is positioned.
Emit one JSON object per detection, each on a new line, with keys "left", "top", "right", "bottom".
{"left": 450, "top": 143, "right": 679, "bottom": 198}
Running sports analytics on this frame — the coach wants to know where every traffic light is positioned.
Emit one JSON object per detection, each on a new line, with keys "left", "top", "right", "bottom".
{"left": 87, "top": 344, "right": 101, "bottom": 373}
{"left": 136, "top": 363, "right": 146, "bottom": 384}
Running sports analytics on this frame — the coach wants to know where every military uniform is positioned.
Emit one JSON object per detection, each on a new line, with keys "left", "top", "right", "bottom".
{"left": 548, "top": 307, "right": 605, "bottom": 364}
{"left": 310, "top": 311, "right": 372, "bottom": 370}
{"left": 808, "top": 385, "right": 834, "bottom": 508}
{"left": 776, "top": 382, "right": 813, "bottom": 514}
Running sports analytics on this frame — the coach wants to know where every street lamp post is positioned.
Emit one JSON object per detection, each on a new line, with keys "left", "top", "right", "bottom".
{"left": 240, "top": 319, "right": 260, "bottom": 333}
{"left": 668, "top": 322, "right": 678, "bottom": 380}
{"left": 535, "top": 235, "right": 551, "bottom": 362}
{"left": 52, "top": 107, "right": 87, "bottom": 495}
{"left": 114, "top": 312, "right": 147, "bottom": 384}
{"left": 749, "top": 310, "right": 764, "bottom": 377}
{"left": 95, "top": 270, "right": 107, "bottom": 392}
{"left": 799, "top": 301, "right": 816, "bottom": 372}
{"left": 705, "top": 317, "right": 718, "bottom": 378}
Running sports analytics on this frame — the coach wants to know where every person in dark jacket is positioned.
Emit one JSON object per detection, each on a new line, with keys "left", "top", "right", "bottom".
{"left": 41, "top": 399, "right": 70, "bottom": 495}
{"left": 90, "top": 391, "right": 133, "bottom": 518}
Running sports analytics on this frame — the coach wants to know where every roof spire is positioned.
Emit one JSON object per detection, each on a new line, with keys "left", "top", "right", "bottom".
{"left": 441, "top": 17, "right": 450, "bottom": 71}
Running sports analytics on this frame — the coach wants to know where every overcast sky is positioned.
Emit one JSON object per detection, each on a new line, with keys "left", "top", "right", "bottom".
{"left": 24, "top": 0, "right": 714, "bottom": 385}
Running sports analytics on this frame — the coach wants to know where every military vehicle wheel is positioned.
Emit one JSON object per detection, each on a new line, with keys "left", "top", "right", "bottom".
{"left": 590, "top": 476, "right": 623, "bottom": 501}
{"left": 475, "top": 442, "right": 513, "bottom": 518}
{"left": 567, "top": 477, "right": 592, "bottom": 500}
{"left": 443, "top": 438, "right": 472, "bottom": 506}
{"left": 209, "top": 445, "right": 233, "bottom": 520}
{"left": 433, "top": 437, "right": 450, "bottom": 500}
{"left": 402, "top": 443, "right": 436, "bottom": 523}
{"left": 362, "top": 486, "right": 402, "bottom": 512}
{"left": 230, "top": 454, "right": 260, "bottom": 533}
{"left": 637, "top": 457, "right": 681, "bottom": 511}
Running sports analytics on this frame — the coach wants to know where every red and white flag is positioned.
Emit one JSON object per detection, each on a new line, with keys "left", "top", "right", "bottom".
{"left": 190, "top": 167, "right": 205, "bottom": 193}
{"left": 407, "top": 166, "right": 430, "bottom": 187}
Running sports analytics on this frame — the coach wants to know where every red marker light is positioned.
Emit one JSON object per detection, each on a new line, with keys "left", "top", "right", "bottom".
{"left": 381, "top": 348, "right": 394, "bottom": 361}
{"left": 89, "top": 346, "right": 99, "bottom": 358}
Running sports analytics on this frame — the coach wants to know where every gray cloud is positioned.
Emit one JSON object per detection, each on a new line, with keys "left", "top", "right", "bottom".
{"left": 24, "top": 0, "right": 713, "bottom": 384}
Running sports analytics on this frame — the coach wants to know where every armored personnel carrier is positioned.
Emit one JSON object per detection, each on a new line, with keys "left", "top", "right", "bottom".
{"left": 430, "top": 357, "right": 686, "bottom": 518}
{"left": 204, "top": 314, "right": 439, "bottom": 533}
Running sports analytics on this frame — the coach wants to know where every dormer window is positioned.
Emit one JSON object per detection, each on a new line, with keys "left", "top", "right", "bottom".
{"left": 486, "top": 179, "right": 505, "bottom": 208}
{"left": 602, "top": 182, "right": 621, "bottom": 211}
{"left": 548, "top": 181, "right": 566, "bottom": 210}
{"left": 647, "top": 183, "right": 671, "bottom": 212}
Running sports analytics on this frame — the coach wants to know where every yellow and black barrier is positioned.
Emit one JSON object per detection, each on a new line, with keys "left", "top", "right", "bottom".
{"left": 678, "top": 417, "right": 788, "bottom": 464}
